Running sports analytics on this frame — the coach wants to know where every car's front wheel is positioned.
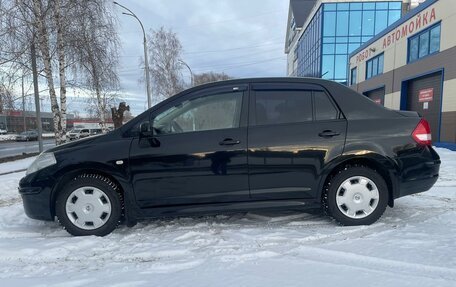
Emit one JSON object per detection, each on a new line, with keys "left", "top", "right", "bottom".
{"left": 324, "top": 166, "right": 388, "bottom": 226}
{"left": 55, "top": 174, "right": 123, "bottom": 236}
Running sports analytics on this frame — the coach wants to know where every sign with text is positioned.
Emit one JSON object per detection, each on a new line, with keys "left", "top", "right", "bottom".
{"left": 419, "top": 88, "right": 434, "bottom": 103}
{"left": 354, "top": 7, "right": 437, "bottom": 64}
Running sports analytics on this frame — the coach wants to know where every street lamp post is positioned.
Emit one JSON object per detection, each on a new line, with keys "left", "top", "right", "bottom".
{"left": 113, "top": 1, "right": 152, "bottom": 109}
{"left": 178, "top": 59, "right": 194, "bottom": 87}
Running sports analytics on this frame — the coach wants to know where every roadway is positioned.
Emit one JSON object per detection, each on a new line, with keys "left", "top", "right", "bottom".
{"left": 0, "top": 139, "right": 55, "bottom": 159}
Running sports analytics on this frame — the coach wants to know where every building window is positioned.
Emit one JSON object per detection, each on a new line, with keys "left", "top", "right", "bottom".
{"left": 350, "top": 67, "right": 357, "bottom": 85}
{"left": 319, "top": 1, "right": 401, "bottom": 84}
{"left": 296, "top": 6, "right": 323, "bottom": 79}
{"left": 366, "top": 53, "right": 384, "bottom": 80}
{"left": 293, "top": 46, "right": 298, "bottom": 62}
{"left": 408, "top": 23, "right": 441, "bottom": 63}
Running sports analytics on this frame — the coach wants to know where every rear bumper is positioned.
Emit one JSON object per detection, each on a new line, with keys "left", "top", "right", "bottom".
{"left": 398, "top": 173, "right": 439, "bottom": 198}
{"left": 395, "top": 147, "right": 441, "bottom": 199}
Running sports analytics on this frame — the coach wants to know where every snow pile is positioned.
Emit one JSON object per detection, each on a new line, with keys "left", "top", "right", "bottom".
{"left": 0, "top": 148, "right": 454, "bottom": 286}
{"left": 0, "top": 133, "right": 54, "bottom": 142}
{"left": 0, "top": 134, "right": 17, "bottom": 142}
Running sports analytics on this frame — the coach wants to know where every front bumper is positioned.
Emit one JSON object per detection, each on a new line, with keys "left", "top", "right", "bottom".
{"left": 19, "top": 175, "right": 55, "bottom": 221}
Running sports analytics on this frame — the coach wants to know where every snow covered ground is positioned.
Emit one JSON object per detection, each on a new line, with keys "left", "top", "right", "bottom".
{"left": 0, "top": 148, "right": 455, "bottom": 286}
{"left": 0, "top": 157, "right": 35, "bottom": 174}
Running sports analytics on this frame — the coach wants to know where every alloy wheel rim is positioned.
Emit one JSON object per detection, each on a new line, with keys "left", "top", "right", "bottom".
{"left": 65, "top": 186, "right": 112, "bottom": 230}
{"left": 335, "top": 176, "right": 379, "bottom": 219}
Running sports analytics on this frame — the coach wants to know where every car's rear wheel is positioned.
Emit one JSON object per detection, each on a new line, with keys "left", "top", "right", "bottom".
{"left": 56, "top": 174, "right": 123, "bottom": 236}
{"left": 324, "top": 166, "right": 388, "bottom": 226}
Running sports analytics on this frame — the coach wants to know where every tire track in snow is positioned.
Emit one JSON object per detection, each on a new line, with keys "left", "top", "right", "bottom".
{"left": 0, "top": 198, "right": 22, "bottom": 208}
{"left": 289, "top": 245, "right": 456, "bottom": 281}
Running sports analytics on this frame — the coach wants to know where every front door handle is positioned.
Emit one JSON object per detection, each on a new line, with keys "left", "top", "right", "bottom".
{"left": 219, "top": 138, "right": 241, "bottom": 146}
{"left": 318, "top": 130, "right": 340, "bottom": 138}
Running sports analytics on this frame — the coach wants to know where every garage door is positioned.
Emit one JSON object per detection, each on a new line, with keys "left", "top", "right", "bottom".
{"left": 406, "top": 72, "right": 442, "bottom": 142}
{"left": 364, "top": 87, "right": 385, "bottom": 106}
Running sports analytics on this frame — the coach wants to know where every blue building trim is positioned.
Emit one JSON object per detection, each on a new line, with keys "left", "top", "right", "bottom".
{"left": 434, "top": 142, "right": 456, "bottom": 151}
{"left": 350, "top": 0, "right": 440, "bottom": 58}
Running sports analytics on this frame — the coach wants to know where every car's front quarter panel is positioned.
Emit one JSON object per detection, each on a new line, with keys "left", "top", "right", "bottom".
{"left": 19, "top": 134, "right": 134, "bottom": 221}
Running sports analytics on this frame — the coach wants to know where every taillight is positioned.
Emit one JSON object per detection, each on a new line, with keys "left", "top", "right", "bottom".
{"left": 412, "top": 119, "right": 432, "bottom": 146}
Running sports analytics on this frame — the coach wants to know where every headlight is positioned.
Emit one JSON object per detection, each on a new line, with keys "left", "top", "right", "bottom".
{"left": 26, "top": 152, "right": 57, "bottom": 175}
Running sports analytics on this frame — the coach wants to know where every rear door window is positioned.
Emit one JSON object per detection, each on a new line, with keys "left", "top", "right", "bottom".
{"left": 314, "top": 91, "right": 339, "bottom": 121}
{"left": 255, "top": 90, "right": 312, "bottom": 126}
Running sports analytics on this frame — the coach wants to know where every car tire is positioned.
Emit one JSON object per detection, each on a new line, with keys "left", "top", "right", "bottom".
{"left": 323, "top": 166, "right": 388, "bottom": 226}
{"left": 55, "top": 174, "right": 123, "bottom": 236}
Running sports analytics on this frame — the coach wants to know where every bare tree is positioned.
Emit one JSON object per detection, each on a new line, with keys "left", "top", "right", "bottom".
{"left": 32, "top": 0, "right": 68, "bottom": 144}
{"left": 0, "top": 70, "right": 21, "bottom": 113}
{"left": 0, "top": 84, "right": 13, "bottom": 113}
{"left": 0, "top": 0, "right": 121, "bottom": 142}
{"left": 193, "top": 72, "right": 233, "bottom": 86}
{"left": 69, "top": 0, "right": 120, "bottom": 132}
{"left": 0, "top": 0, "right": 71, "bottom": 144}
{"left": 0, "top": 1, "right": 35, "bottom": 114}
{"left": 52, "top": 0, "right": 68, "bottom": 141}
{"left": 84, "top": 90, "right": 120, "bottom": 123}
{"left": 147, "top": 26, "right": 185, "bottom": 101}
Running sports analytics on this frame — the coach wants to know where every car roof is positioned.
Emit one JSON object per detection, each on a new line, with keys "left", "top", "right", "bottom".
{"left": 188, "top": 77, "right": 335, "bottom": 91}
{"left": 172, "top": 77, "right": 398, "bottom": 120}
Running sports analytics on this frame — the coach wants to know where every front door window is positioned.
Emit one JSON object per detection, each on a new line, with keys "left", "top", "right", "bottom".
{"left": 153, "top": 91, "right": 243, "bottom": 135}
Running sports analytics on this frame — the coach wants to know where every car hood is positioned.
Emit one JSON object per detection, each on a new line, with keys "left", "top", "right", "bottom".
{"left": 46, "top": 132, "right": 118, "bottom": 154}
{"left": 47, "top": 134, "right": 102, "bottom": 153}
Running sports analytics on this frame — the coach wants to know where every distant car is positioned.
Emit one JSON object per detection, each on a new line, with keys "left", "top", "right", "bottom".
{"left": 19, "top": 78, "right": 440, "bottom": 236}
{"left": 0, "top": 128, "right": 7, "bottom": 135}
{"left": 68, "top": 129, "right": 90, "bottom": 141}
{"left": 15, "top": 131, "right": 38, "bottom": 141}
{"left": 89, "top": 128, "right": 103, "bottom": 136}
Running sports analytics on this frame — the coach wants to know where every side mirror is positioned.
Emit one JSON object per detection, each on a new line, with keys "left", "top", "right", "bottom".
{"left": 139, "top": 121, "right": 152, "bottom": 137}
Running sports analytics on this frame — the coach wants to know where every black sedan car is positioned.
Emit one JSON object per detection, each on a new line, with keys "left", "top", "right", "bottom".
{"left": 15, "top": 131, "right": 39, "bottom": 141}
{"left": 19, "top": 78, "right": 440, "bottom": 236}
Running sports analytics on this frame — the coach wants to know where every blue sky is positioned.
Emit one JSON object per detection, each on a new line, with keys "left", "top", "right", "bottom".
{"left": 17, "top": 0, "right": 289, "bottom": 117}
{"left": 115, "top": 0, "right": 289, "bottom": 115}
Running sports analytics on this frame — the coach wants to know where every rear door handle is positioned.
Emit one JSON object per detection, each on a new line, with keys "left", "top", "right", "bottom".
{"left": 318, "top": 130, "right": 340, "bottom": 138}
{"left": 219, "top": 138, "right": 241, "bottom": 146}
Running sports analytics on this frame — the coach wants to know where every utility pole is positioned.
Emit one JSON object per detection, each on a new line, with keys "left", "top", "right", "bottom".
{"left": 22, "top": 75, "right": 26, "bottom": 132}
{"left": 113, "top": 1, "right": 152, "bottom": 109}
{"left": 31, "top": 40, "right": 43, "bottom": 153}
{"left": 144, "top": 38, "right": 152, "bottom": 108}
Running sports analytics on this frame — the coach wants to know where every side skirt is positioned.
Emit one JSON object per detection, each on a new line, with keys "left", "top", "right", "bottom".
{"left": 132, "top": 199, "right": 321, "bottom": 221}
